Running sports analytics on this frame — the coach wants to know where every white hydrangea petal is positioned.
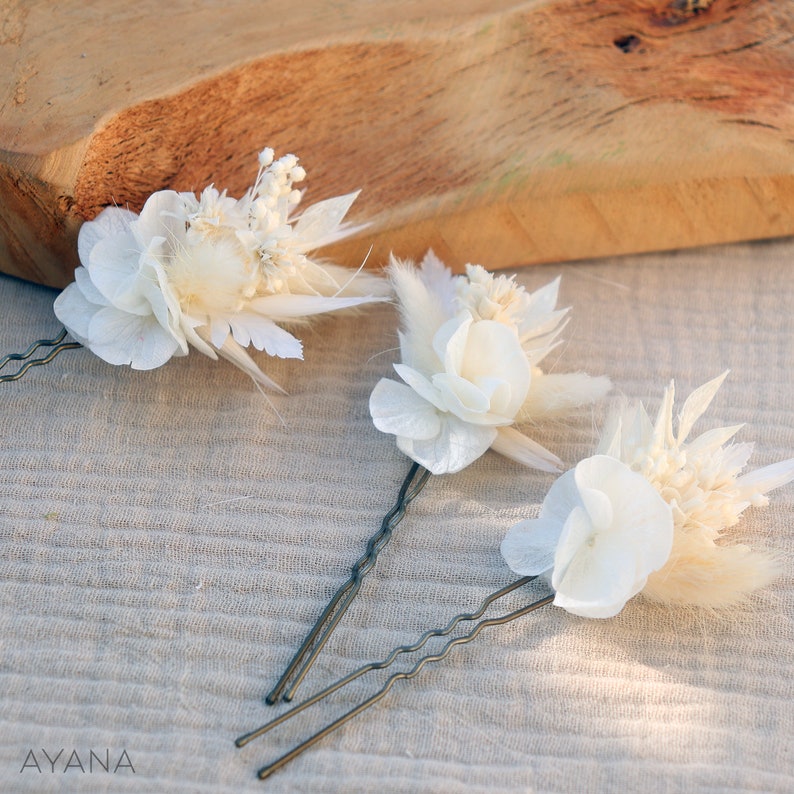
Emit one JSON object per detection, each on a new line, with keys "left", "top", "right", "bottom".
{"left": 137, "top": 262, "right": 184, "bottom": 349}
{"left": 552, "top": 515, "right": 641, "bottom": 618}
{"left": 134, "top": 189, "right": 189, "bottom": 249}
{"left": 577, "top": 486, "right": 613, "bottom": 531}
{"left": 87, "top": 234, "right": 150, "bottom": 314}
{"left": 474, "top": 376, "right": 510, "bottom": 408}
{"left": 436, "top": 316, "right": 470, "bottom": 376}
{"left": 87, "top": 306, "right": 181, "bottom": 369}
{"left": 514, "top": 456, "right": 675, "bottom": 619}
{"left": 538, "top": 468, "right": 581, "bottom": 526}
{"left": 553, "top": 587, "right": 635, "bottom": 620}
{"left": 393, "top": 363, "right": 446, "bottom": 411}
{"left": 676, "top": 370, "right": 729, "bottom": 444}
{"left": 157, "top": 274, "right": 186, "bottom": 340}
{"left": 77, "top": 207, "right": 138, "bottom": 265}
{"left": 500, "top": 517, "right": 561, "bottom": 576}
{"left": 551, "top": 505, "right": 598, "bottom": 588}
{"left": 490, "top": 427, "right": 563, "bottom": 473}
{"left": 397, "top": 414, "right": 496, "bottom": 475}
{"left": 370, "top": 378, "right": 441, "bottom": 441}
{"left": 73, "top": 266, "right": 110, "bottom": 308}
{"left": 460, "top": 321, "right": 531, "bottom": 417}
{"left": 577, "top": 455, "right": 673, "bottom": 572}
{"left": 53, "top": 281, "right": 96, "bottom": 344}
{"left": 432, "top": 372, "right": 493, "bottom": 422}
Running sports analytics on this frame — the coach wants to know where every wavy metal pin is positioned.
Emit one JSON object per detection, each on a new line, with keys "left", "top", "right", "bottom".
{"left": 243, "top": 585, "right": 554, "bottom": 780}
{"left": 239, "top": 575, "right": 538, "bottom": 747}
{"left": 0, "top": 329, "right": 81, "bottom": 383}
{"left": 265, "top": 462, "right": 432, "bottom": 704}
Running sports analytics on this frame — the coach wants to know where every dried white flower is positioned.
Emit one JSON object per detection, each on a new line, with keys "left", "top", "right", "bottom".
{"left": 597, "top": 372, "right": 794, "bottom": 606}
{"left": 369, "top": 251, "right": 611, "bottom": 475}
{"left": 501, "top": 455, "right": 674, "bottom": 618}
{"left": 502, "top": 373, "right": 794, "bottom": 616}
{"left": 54, "top": 150, "right": 389, "bottom": 389}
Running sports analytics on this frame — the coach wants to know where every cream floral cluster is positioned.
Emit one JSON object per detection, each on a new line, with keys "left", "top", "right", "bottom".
{"left": 54, "top": 149, "right": 389, "bottom": 390}
{"left": 501, "top": 454, "right": 673, "bottom": 618}
{"left": 49, "top": 146, "right": 793, "bottom": 623}
{"left": 369, "top": 251, "right": 611, "bottom": 475}
{"left": 501, "top": 373, "right": 794, "bottom": 617}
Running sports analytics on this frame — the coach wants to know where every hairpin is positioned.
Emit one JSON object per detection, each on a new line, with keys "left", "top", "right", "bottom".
{"left": 2, "top": 148, "right": 388, "bottom": 390}
{"left": 0, "top": 329, "right": 82, "bottom": 383}
{"left": 237, "top": 577, "right": 553, "bottom": 780}
{"left": 238, "top": 372, "right": 794, "bottom": 778}
{"left": 265, "top": 251, "right": 611, "bottom": 702}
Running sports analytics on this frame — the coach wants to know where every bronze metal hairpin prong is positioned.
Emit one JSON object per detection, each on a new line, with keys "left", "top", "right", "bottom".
{"left": 251, "top": 587, "right": 555, "bottom": 780}
{"left": 265, "top": 462, "right": 432, "bottom": 704}
{"left": 0, "top": 329, "right": 81, "bottom": 383}
{"left": 237, "top": 575, "right": 538, "bottom": 749}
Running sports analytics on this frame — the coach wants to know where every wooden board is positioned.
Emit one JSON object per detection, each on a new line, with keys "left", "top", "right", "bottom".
{"left": 1, "top": 0, "right": 793, "bottom": 288}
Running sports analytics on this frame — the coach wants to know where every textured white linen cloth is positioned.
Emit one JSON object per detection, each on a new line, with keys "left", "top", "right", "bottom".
{"left": 1, "top": 239, "right": 792, "bottom": 793}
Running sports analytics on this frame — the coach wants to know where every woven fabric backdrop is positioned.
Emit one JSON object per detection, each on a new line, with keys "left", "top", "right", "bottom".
{"left": 1, "top": 239, "right": 793, "bottom": 793}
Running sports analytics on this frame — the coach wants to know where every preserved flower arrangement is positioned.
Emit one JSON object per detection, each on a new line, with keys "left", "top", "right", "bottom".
{"left": 51, "top": 149, "right": 389, "bottom": 390}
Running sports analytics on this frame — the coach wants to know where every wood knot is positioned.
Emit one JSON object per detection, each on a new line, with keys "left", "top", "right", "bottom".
{"left": 613, "top": 34, "right": 642, "bottom": 53}
{"left": 652, "top": 0, "right": 717, "bottom": 26}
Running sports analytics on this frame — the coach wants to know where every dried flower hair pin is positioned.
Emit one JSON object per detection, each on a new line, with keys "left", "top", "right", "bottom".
{"left": 238, "top": 372, "right": 794, "bottom": 778}
{"left": 265, "top": 250, "right": 611, "bottom": 703}
{"left": 1, "top": 149, "right": 388, "bottom": 390}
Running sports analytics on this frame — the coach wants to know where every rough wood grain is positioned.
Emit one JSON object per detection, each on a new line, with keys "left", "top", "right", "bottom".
{"left": 1, "top": 0, "right": 793, "bottom": 288}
